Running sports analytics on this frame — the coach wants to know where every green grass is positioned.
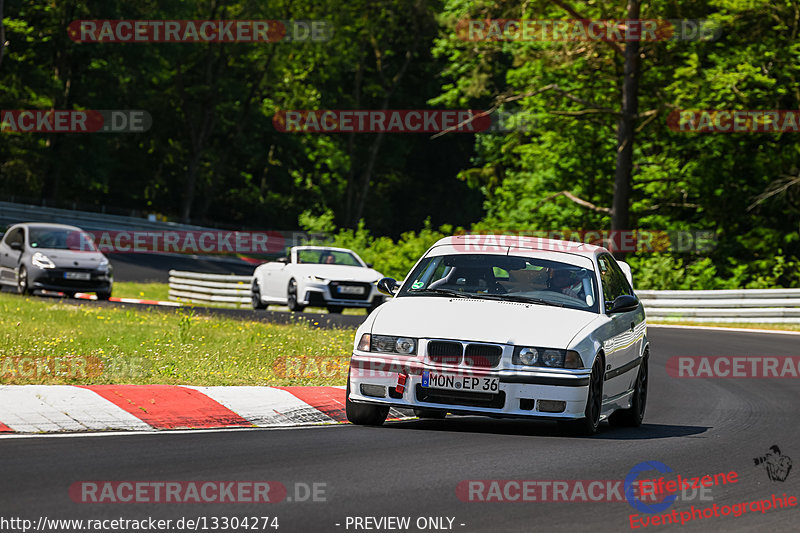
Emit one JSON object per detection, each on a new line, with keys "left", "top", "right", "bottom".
{"left": 0, "top": 292, "right": 355, "bottom": 386}
{"left": 113, "top": 281, "right": 171, "bottom": 301}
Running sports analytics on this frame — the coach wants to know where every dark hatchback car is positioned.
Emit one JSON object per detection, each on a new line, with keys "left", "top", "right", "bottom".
{"left": 0, "top": 223, "right": 113, "bottom": 299}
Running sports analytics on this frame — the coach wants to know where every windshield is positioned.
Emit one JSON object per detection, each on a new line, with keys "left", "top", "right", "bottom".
{"left": 398, "top": 253, "right": 599, "bottom": 312}
{"left": 29, "top": 227, "right": 98, "bottom": 252}
{"left": 296, "top": 249, "right": 362, "bottom": 266}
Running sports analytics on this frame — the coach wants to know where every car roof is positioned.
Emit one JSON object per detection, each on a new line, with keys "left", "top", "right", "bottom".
{"left": 432, "top": 234, "right": 608, "bottom": 257}
{"left": 13, "top": 222, "right": 86, "bottom": 231}
{"left": 292, "top": 246, "right": 357, "bottom": 253}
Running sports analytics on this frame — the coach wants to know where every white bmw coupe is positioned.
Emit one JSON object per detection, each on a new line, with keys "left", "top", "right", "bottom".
{"left": 251, "top": 246, "right": 385, "bottom": 313}
{"left": 346, "top": 235, "right": 648, "bottom": 435}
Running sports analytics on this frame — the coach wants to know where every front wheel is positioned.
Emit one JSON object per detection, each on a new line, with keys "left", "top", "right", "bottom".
{"left": 609, "top": 353, "right": 648, "bottom": 427}
{"left": 563, "top": 357, "right": 604, "bottom": 436}
{"left": 287, "top": 279, "right": 305, "bottom": 312}
{"left": 251, "top": 281, "right": 267, "bottom": 310}
{"left": 17, "top": 266, "right": 31, "bottom": 295}
{"left": 345, "top": 377, "right": 389, "bottom": 426}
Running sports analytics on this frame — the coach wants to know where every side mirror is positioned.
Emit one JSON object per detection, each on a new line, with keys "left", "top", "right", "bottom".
{"left": 276, "top": 257, "right": 288, "bottom": 264}
{"left": 10, "top": 241, "right": 23, "bottom": 251}
{"left": 376, "top": 277, "right": 400, "bottom": 296}
{"left": 606, "top": 294, "right": 639, "bottom": 314}
{"left": 366, "top": 263, "right": 373, "bottom": 268}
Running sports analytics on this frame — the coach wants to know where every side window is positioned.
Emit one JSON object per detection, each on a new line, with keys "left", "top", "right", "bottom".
{"left": 597, "top": 254, "right": 632, "bottom": 308}
{"left": 4, "top": 228, "right": 23, "bottom": 248}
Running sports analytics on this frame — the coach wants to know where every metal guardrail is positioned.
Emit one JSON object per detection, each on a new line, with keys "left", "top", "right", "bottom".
{"left": 638, "top": 289, "right": 800, "bottom": 323}
{"left": 168, "top": 270, "right": 253, "bottom": 307}
{"left": 0, "top": 200, "right": 210, "bottom": 232}
{"left": 167, "top": 272, "right": 800, "bottom": 323}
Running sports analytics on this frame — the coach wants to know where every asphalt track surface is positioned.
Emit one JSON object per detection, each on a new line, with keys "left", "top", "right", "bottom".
{"left": 2, "top": 327, "right": 799, "bottom": 532}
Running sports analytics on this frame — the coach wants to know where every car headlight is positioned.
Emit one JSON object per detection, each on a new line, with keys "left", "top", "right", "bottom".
{"left": 98, "top": 258, "right": 110, "bottom": 271}
{"left": 356, "top": 334, "right": 417, "bottom": 355}
{"left": 32, "top": 252, "right": 55, "bottom": 269}
{"left": 306, "top": 274, "right": 327, "bottom": 283}
{"left": 513, "top": 346, "right": 584, "bottom": 369}
{"left": 517, "top": 347, "right": 538, "bottom": 365}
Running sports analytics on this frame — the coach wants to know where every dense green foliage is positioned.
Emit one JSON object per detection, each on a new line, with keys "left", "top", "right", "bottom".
{"left": 2, "top": 1, "right": 799, "bottom": 288}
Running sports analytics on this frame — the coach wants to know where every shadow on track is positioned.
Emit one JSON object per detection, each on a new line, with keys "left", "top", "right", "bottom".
{"left": 384, "top": 417, "right": 709, "bottom": 440}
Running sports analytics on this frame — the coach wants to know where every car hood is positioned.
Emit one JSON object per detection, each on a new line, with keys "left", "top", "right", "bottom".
{"left": 370, "top": 296, "right": 598, "bottom": 348}
{"left": 293, "top": 264, "right": 382, "bottom": 282}
{"left": 32, "top": 249, "right": 107, "bottom": 269}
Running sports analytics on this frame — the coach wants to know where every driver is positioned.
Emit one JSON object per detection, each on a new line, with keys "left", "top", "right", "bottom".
{"left": 549, "top": 269, "right": 582, "bottom": 299}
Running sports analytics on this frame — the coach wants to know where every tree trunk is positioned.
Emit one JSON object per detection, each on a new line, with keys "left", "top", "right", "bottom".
{"left": 612, "top": 0, "right": 641, "bottom": 253}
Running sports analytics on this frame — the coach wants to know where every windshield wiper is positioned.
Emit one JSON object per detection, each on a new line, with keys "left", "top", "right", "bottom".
{"left": 470, "top": 293, "right": 566, "bottom": 307}
{"left": 410, "top": 288, "right": 567, "bottom": 307}
{"left": 409, "top": 288, "right": 473, "bottom": 299}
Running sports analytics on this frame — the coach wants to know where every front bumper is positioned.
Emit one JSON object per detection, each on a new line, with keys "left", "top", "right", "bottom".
{"left": 301, "top": 281, "right": 383, "bottom": 308}
{"left": 29, "top": 267, "right": 112, "bottom": 293}
{"left": 348, "top": 354, "right": 590, "bottom": 420}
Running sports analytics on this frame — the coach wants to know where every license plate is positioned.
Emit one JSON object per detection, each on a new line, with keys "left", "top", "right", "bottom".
{"left": 64, "top": 272, "right": 90, "bottom": 280}
{"left": 421, "top": 371, "right": 499, "bottom": 393}
{"left": 337, "top": 285, "right": 365, "bottom": 295}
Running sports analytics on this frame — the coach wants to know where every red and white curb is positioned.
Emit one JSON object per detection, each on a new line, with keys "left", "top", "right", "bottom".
{"left": 0, "top": 385, "right": 410, "bottom": 434}
{"left": 74, "top": 293, "right": 181, "bottom": 307}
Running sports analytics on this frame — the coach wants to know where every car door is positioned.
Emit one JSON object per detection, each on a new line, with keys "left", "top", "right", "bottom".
{"left": 596, "top": 253, "right": 642, "bottom": 400}
{"left": 0, "top": 227, "right": 25, "bottom": 283}
{"left": 262, "top": 252, "right": 293, "bottom": 300}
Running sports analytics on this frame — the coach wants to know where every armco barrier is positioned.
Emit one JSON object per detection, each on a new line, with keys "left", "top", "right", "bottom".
{"left": 0, "top": 200, "right": 209, "bottom": 232}
{"left": 638, "top": 289, "right": 800, "bottom": 324}
{"left": 166, "top": 274, "right": 800, "bottom": 322}
{"left": 168, "top": 270, "right": 252, "bottom": 307}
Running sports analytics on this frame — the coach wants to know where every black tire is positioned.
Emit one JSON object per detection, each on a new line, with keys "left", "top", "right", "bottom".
{"left": 609, "top": 353, "right": 648, "bottom": 427}
{"left": 17, "top": 266, "right": 31, "bottom": 295}
{"left": 345, "top": 377, "right": 389, "bottom": 426}
{"left": 327, "top": 305, "right": 344, "bottom": 314}
{"left": 413, "top": 408, "right": 447, "bottom": 420}
{"left": 251, "top": 281, "right": 267, "bottom": 310}
{"left": 286, "top": 279, "right": 305, "bottom": 312}
{"left": 563, "top": 356, "right": 604, "bottom": 436}
{"left": 96, "top": 291, "right": 111, "bottom": 301}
